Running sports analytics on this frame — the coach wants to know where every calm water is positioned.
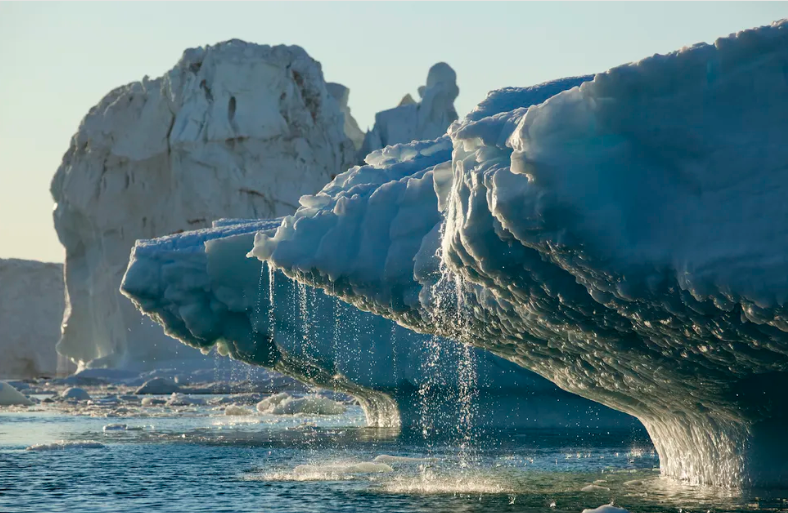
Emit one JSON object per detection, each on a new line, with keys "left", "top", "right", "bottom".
{"left": 0, "top": 397, "right": 780, "bottom": 513}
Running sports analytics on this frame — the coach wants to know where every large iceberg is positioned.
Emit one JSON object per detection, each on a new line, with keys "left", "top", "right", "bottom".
{"left": 0, "top": 259, "right": 70, "bottom": 378}
{"left": 121, "top": 218, "right": 637, "bottom": 431}
{"left": 358, "top": 63, "right": 460, "bottom": 161}
{"left": 250, "top": 21, "right": 788, "bottom": 487}
{"left": 51, "top": 40, "right": 356, "bottom": 370}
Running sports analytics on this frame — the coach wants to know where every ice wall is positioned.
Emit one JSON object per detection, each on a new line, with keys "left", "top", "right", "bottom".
{"left": 0, "top": 259, "right": 70, "bottom": 378}
{"left": 327, "top": 83, "right": 365, "bottom": 151}
{"left": 251, "top": 21, "right": 788, "bottom": 487}
{"left": 122, "top": 218, "right": 637, "bottom": 431}
{"left": 358, "top": 63, "right": 460, "bottom": 160}
{"left": 51, "top": 40, "right": 356, "bottom": 370}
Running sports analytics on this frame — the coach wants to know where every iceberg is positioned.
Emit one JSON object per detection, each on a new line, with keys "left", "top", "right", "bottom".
{"left": 0, "top": 259, "right": 68, "bottom": 378}
{"left": 121, "top": 217, "right": 637, "bottom": 431}
{"left": 51, "top": 40, "right": 357, "bottom": 370}
{"left": 250, "top": 20, "right": 788, "bottom": 487}
{"left": 358, "top": 63, "right": 461, "bottom": 161}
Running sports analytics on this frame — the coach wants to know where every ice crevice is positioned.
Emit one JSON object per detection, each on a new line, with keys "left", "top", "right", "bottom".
{"left": 248, "top": 20, "right": 788, "bottom": 488}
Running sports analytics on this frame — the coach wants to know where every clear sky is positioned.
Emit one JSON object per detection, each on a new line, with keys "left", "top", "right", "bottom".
{"left": 1, "top": 2, "right": 786, "bottom": 263}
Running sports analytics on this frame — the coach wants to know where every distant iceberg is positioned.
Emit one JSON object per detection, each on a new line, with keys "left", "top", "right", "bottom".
{"left": 250, "top": 20, "right": 788, "bottom": 488}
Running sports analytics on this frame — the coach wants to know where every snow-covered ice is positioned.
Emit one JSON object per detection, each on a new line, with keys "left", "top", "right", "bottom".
{"left": 248, "top": 20, "right": 788, "bottom": 487}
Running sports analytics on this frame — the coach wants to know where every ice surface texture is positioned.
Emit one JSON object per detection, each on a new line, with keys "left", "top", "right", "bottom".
{"left": 0, "top": 259, "right": 66, "bottom": 378}
{"left": 51, "top": 41, "right": 357, "bottom": 370}
{"left": 122, "top": 217, "right": 636, "bottom": 430}
{"left": 251, "top": 21, "right": 788, "bottom": 487}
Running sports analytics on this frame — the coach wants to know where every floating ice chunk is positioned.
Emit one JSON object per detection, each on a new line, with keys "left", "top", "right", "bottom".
{"left": 257, "top": 393, "right": 345, "bottom": 415}
{"left": 373, "top": 455, "right": 435, "bottom": 464}
{"left": 60, "top": 387, "right": 91, "bottom": 402}
{"left": 165, "top": 393, "right": 203, "bottom": 406}
{"left": 26, "top": 441, "right": 105, "bottom": 451}
{"left": 135, "top": 378, "right": 181, "bottom": 395}
{"left": 0, "top": 381, "right": 33, "bottom": 406}
{"left": 141, "top": 397, "right": 166, "bottom": 407}
{"left": 582, "top": 506, "right": 630, "bottom": 513}
{"left": 581, "top": 485, "right": 611, "bottom": 492}
{"left": 224, "top": 405, "right": 254, "bottom": 416}
{"left": 103, "top": 424, "right": 128, "bottom": 431}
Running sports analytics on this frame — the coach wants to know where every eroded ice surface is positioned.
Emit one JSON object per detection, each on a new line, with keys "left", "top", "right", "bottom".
{"left": 122, "top": 217, "right": 636, "bottom": 431}
{"left": 250, "top": 20, "right": 788, "bottom": 487}
{"left": 51, "top": 40, "right": 357, "bottom": 371}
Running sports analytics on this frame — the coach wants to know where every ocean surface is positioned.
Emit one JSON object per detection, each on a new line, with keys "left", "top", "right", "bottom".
{"left": 0, "top": 394, "right": 782, "bottom": 513}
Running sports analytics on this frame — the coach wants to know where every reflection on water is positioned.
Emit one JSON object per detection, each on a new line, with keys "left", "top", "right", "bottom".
{"left": 1, "top": 400, "right": 787, "bottom": 512}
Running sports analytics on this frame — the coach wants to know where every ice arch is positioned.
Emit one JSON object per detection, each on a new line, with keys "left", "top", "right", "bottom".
{"left": 122, "top": 218, "right": 637, "bottom": 432}
{"left": 251, "top": 20, "right": 788, "bottom": 487}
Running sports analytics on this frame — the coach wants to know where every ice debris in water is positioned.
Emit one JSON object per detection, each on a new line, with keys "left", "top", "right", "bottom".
{"left": 26, "top": 441, "right": 105, "bottom": 451}
{"left": 256, "top": 393, "right": 346, "bottom": 415}
{"left": 0, "top": 381, "right": 33, "bottom": 406}
{"left": 224, "top": 405, "right": 254, "bottom": 416}
{"left": 581, "top": 506, "right": 630, "bottom": 513}
{"left": 60, "top": 387, "right": 91, "bottom": 401}
{"left": 102, "top": 423, "right": 128, "bottom": 432}
{"left": 373, "top": 455, "right": 436, "bottom": 464}
{"left": 581, "top": 484, "right": 611, "bottom": 492}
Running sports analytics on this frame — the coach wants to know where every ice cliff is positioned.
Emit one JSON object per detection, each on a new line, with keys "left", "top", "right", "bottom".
{"left": 0, "top": 259, "right": 68, "bottom": 378}
{"left": 327, "top": 83, "right": 365, "bottom": 151}
{"left": 250, "top": 21, "right": 788, "bottom": 488}
{"left": 121, "top": 218, "right": 637, "bottom": 431}
{"left": 51, "top": 40, "right": 356, "bottom": 369}
{"left": 358, "top": 63, "right": 460, "bottom": 161}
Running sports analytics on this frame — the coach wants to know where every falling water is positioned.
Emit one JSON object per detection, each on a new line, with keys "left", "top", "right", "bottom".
{"left": 267, "top": 264, "right": 276, "bottom": 341}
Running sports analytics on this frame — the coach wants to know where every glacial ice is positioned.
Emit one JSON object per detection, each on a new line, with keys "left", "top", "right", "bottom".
{"left": 358, "top": 63, "right": 460, "bottom": 161}
{"left": 327, "top": 82, "right": 365, "bottom": 151}
{"left": 51, "top": 40, "right": 356, "bottom": 370}
{"left": 0, "top": 259, "right": 67, "bottom": 378}
{"left": 250, "top": 20, "right": 788, "bottom": 487}
{"left": 121, "top": 217, "right": 636, "bottom": 431}
{"left": 0, "top": 382, "right": 34, "bottom": 406}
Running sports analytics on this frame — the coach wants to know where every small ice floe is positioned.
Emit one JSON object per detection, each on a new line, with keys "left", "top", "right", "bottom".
{"left": 135, "top": 377, "right": 181, "bottom": 395}
{"left": 581, "top": 505, "right": 630, "bottom": 513}
{"left": 256, "top": 393, "right": 345, "bottom": 415}
{"left": 166, "top": 393, "right": 204, "bottom": 406}
{"left": 581, "top": 484, "right": 611, "bottom": 492}
{"left": 373, "top": 455, "right": 435, "bottom": 464}
{"left": 623, "top": 479, "right": 643, "bottom": 486}
{"left": 0, "top": 381, "right": 33, "bottom": 406}
{"left": 103, "top": 423, "right": 128, "bottom": 432}
{"left": 224, "top": 405, "right": 253, "bottom": 416}
{"left": 140, "top": 397, "right": 166, "bottom": 406}
{"left": 26, "top": 441, "right": 105, "bottom": 451}
{"left": 60, "top": 387, "right": 91, "bottom": 402}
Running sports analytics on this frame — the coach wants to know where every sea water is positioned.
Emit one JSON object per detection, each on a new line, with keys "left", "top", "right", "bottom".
{"left": 1, "top": 394, "right": 780, "bottom": 513}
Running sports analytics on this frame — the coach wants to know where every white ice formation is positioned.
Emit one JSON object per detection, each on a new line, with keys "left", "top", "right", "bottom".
{"left": 250, "top": 21, "right": 788, "bottom": 487}
{"left": 51, "top": 40, "right": 356, "bottom": 370}
{"left": 0, "top": 259, "right": 67, "bottom": 378}
{"left": 121, "top": 215, "right": 635, "bottom": 431}
{"left": 327, "top": 83, "right": 365, "bottom": 151}
{"left": 358, "top": 63, "right": 460, "bottom": 161}
{"left": 0, "top": 382, "right": 34, "bottom": 406}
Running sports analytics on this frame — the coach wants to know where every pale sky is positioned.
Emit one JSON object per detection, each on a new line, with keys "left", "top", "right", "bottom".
{"left": 1, "top": 2, "right": 786, "bottom": 263}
